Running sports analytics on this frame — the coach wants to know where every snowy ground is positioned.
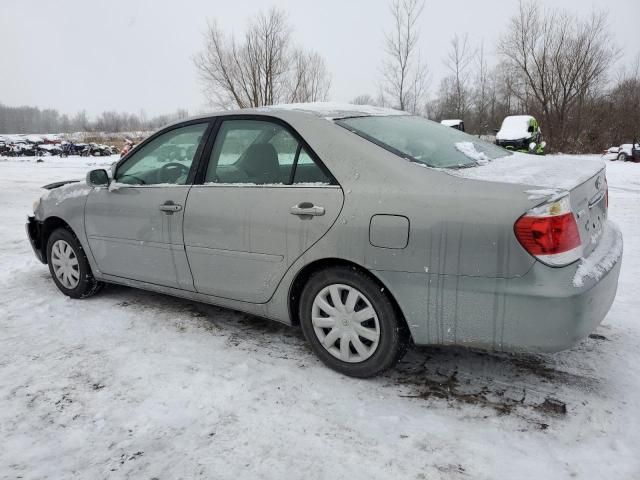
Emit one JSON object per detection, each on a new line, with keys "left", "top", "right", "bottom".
{"left": 1, "top": 155, "right": 639, "bottom": 479}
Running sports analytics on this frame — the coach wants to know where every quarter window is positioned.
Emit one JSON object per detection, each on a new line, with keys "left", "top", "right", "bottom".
{"left": 292, "top": 149, "right": 332, "bottom": 184}
{"left": 116, "top": 123, "right": 208, "bottom": 185}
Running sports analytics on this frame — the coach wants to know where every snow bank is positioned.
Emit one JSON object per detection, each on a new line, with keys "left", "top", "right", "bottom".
{"left": 573, "top": 221, "right": 623, "bottom": 287}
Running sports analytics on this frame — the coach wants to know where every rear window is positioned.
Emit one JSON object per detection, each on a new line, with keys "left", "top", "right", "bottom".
{"left": 336, "top": 115, "right": 510, "bottom": 168}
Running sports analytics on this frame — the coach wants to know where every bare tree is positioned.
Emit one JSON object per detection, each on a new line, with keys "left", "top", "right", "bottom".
{"left": 498, "top": 0, "right": 618, "bottom": 149}
{"left": 194, "top": 8, "right": 331, "bottom": 108}
{"left": 380, "top": 0, "right": 429, "bottom": 113}
{"left": 288, "top": 50, "right": 331, "bottom": 103}
{"left": 351, "top": 94, "right": 376, "bottom": 105}
{"left": 473, "top": 41, "right": 491, "bottom": 132}
{"left": 443, "top": 34, "right": 475, "bottom": 119}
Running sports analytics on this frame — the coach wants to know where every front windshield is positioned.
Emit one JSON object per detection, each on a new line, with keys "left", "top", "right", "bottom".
{"left": 336, "top": 115, "right": 511, "bottom": 168}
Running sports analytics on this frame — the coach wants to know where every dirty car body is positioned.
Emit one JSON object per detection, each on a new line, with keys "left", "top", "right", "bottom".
{"left": 27, "top": 103, "right": 623, "bottom": 376}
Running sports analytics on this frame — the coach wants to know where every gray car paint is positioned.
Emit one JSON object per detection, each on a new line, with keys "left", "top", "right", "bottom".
{"left": 85, "top": 185, "right": 194, "bottom": 290}
{"left": 183, "top": 184, "right": 343, "bottom": 302}
{"left": 31, "top": 107, "right": 623, "bottom": 353}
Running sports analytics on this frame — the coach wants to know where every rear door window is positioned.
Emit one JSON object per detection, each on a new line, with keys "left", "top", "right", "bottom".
{"left": 204, "top": 119, "right": 334, "bottom": 185}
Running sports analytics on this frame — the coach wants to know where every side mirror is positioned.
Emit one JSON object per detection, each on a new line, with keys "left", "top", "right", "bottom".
{"left": 86, "top": 169, "right": 110, "bottom": 187}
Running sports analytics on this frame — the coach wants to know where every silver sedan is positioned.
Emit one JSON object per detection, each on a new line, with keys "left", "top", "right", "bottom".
{"left": 27, "top": 103, "right": 623, "bottom": 377}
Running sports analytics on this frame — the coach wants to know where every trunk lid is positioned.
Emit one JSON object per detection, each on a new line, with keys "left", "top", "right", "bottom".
{"left": 447, "top": 153, "right": 607, "bottom": 257}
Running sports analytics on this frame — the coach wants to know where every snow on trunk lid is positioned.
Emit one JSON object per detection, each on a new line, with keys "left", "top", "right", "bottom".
{"left": 445, "top": 152, "right": 605, "bottom": 192}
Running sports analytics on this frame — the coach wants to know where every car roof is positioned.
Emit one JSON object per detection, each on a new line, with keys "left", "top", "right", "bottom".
{"left": 165, "top": 102, "right": 408, "bottom": 129}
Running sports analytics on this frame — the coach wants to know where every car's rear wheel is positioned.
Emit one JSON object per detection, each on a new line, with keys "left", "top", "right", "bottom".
{"left": 46, "top": 228, "right": 103, "bottom": 299}
{"left": 299, "top": 266, "right": 410, "bottom": 378}
{"left": 618, "top": 152, "right": 627, "bottom": 161}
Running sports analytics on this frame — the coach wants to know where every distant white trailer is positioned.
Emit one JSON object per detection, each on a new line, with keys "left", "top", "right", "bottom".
{"left": 440, "top": 119, "right": 465, "bottom": 132}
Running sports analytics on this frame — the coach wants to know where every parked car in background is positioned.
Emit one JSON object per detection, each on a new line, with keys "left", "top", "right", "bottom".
{"left": 12, "top": 142, "right": 36, "bottom": 156}
{"left": 495, "top": 115, "right": 546, "bottom": 154}
{"left": 1, "top": 135, "right": 119, "bottom": 158}
{"left": 37, "top": 144, "right": 63, "bottom": 156}
{"left": 27, "top": 103, "right": 622, "bottom": 377}
{"left": 440, "top": 119, "right": 465, "bottom": 132}
{"left": 610, "top": 142, "right": 640, "bottom": 162}
{"left": 602, "top": 146, "right": 621, "bottom": 161}
{"left": 60, "top": 142, "right": 86, "bottom": 157}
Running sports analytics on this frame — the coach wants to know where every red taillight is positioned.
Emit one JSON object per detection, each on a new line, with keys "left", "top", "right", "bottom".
{"left": 514, "top": 194, "right": 583, "bottom": 266}
{"left": 515, "top": 213, "right": 581, "bottom": 255}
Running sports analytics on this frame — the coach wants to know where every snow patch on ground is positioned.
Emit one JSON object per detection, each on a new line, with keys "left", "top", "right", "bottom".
{"left": 0, "top": 154, "right": 639, "bottom": 479}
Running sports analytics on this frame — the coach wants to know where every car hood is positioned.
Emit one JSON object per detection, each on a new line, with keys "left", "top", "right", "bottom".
{"left": 40, "top": 180, "right": 92, "bottom": 205}
{"left": 42, "top": 179, "right": 80, "bottom": 190}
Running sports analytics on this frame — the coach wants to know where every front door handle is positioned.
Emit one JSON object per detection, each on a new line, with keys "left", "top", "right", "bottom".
{"left": 159, "top": 201, "right": 183, "bottom": 214}
{"left": 290, "top": 202, "right": 325, "bottom": 217}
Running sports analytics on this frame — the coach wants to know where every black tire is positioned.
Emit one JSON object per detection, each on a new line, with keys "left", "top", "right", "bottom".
{"left": 299, "top": 266, "right": 410, "bottom": 378}
{"left": 618, "top": 152, "right": 627, "bottom": 162}
{"left": 46, "top": 228, "right": 103, "bottom": 299}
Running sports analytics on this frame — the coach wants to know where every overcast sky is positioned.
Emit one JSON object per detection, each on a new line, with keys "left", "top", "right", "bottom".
{"left": 1, "top": 0, "right": 638, "bottom": 117}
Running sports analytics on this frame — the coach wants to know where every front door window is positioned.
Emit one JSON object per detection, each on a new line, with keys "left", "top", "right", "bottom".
{"left": 116, "top": 123, "right": 208, "bottom": 185}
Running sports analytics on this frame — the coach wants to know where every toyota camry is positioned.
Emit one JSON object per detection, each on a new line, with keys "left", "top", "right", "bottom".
{"left": 26, "top": 103, "right": 623, "bottom": 377}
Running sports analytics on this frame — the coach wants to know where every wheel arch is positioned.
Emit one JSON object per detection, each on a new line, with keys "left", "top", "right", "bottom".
{"left": 40, "top": 216, "right": 75, "bottom": 262}
{"left": 287, "top": 258, "right": 412, "bottom": 339}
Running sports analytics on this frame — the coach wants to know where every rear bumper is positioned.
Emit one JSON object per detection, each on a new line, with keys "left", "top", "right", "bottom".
{"left": 26, "top": 216, "right": 46, "bottom": 264}
{"left": 373, "top": 222, "right": 623, "bottom": 352}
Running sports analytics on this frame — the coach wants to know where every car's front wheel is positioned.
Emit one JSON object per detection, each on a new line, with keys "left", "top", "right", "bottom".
{"left": 299, "top": 266, "right": 410, "bottom": 377}
{"left": 46, "top": 228, "right": 103, "bottom": 299}
{"left": 617, "top": 152, "right": 627, "bottom": 161}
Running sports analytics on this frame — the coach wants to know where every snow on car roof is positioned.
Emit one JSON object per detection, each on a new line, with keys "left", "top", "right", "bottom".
{"left": 259, "top": 102, "right": 407, "bottom": 119}
{"left": 496, "top": 115, "right": 535, "bottom": 141}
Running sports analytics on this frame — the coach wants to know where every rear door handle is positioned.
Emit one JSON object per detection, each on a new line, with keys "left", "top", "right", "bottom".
{"left": 290, "top": 202, "right": 325, "bottom": 217}
{"left": 159, "top": 201, "right": 183, "bottom": 214}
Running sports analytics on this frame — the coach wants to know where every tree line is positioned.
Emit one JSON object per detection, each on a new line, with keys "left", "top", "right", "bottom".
{"left": 424, "top": 1, "right": 640, "bottom": 152}
{"left": 0, "top": 104, "right": 190, "bottom": 135}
